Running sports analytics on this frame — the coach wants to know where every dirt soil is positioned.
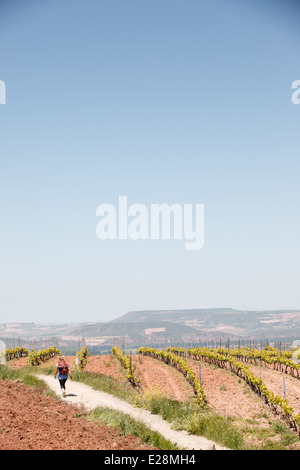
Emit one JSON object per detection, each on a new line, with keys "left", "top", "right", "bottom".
{"left": 9, "top": 357, "right": 30, "bottom": 369}
{"left": 188, "top": 358, "right": 300, "bottom": 449}
{"left": 188, "top": 359, "right": 271, "bottom": 419}
{"left": 0, "top": 379, "right": 156, "bottom": 450}
{"left": 248, "top": 364, "right": 300, "bottom": 415}
{"left": 132, "top": 355, "right": 193, "bottom": 401}
{"left": 84, "top": 355, "right": 125, "bottom": 382}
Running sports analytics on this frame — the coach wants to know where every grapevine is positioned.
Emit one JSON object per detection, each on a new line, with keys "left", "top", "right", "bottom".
{"left": 111, "top": 346, "right": 140, "bottom": 388}
{"left": 75, "top": 346, "right": 89, "bottom": 370}
{"left": 27, "top": 346, "right": 61, "bottom": 366}
{"left": 215, "top": 346, "right": 300, "bottom": 378}
{"left": 5, "top": 347, "right": 29, "bottom": 361}
{"left": 138, "top": 347, "right": 207, "bottom": 407}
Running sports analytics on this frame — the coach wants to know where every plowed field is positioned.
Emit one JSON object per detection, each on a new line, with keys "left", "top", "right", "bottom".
{"left": 0, "top": 378, "right": 156, "bottom": 450}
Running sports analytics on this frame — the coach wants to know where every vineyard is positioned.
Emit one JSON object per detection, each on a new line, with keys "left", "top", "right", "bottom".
{"left": 164, "top": 346, "right": 300, "bottom": 429}
{"left": 1, "top": 342, "right": 300, "bottom": 450}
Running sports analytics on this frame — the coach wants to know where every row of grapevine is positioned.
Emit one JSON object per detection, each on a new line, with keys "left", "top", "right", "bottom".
{"left": 138, "top": 347, "right": 207, "bottom": 407}
{"left": 214, "top": 346, "right": 300, "bottom": 377}
{"left": 111, "top": 346, "right": 140, "bottom": 388}
{"left": 75, "top": 346, "right": 89, "bottom": 370}
{"left": 28, "top": 346, "right": 61, "bottom": 366}
{"left": 5, "top": 347, "right": 29, "bottom": 361}
{"left": 169, "top": 346, "right": 300, "bottom": 433}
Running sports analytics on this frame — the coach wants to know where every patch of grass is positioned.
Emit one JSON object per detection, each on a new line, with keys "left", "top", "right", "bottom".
{"left": 144, "top": 394, "right": 187, "bottom": 420}
{"left": 252, "top": 412, "right": 269, "bottom": 420}
{"left": 171, "top": 406, "right": 245, "bottom": 450}
{"left": 0, "top": 364, "right": 40, "bottom": 386}
{"left": 245, "top": 418, "right": 258, "bottom": 425}
{"left": 258, "top": 436, "right": 299, "bottom": 451}
{"left": 85, "top": 407, "right": 178, "bottom": 450}
{"left": 260, "top": 440, "right": 286, "bottom": 450}
{"left": 271, "top": 420, "right": 288, "bottom": 434}
{"left": 239, "top": 417, "right": 300, "bottom": 450}
{"left": 257, "top": 428, "right": 276, "bottom": 440}
{"left": 0, "top": 364, "right": 59, "bottom": 399}
{"left": 271, "top": 420, "right": 299, "bottom": 447}
{"left": 39, "top": 365, "right": 56, "bottom": 375}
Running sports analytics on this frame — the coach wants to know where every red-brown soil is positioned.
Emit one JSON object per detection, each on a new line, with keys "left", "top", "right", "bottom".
{"left": 84, "top": 355, "right": 125, "bottom": 382}
{"left": 188, "top": 359, "right": 273, "bottom": 420}
{"left": 0, "top": 379, "right": 156, "bottom": 450}
{"left": 132, "top": 355, "right": 193, "bottom": 401}
{"left": 187, "top": 359, "right": 300, "bottom": 449}
{"left": 248, "top": 364, "right": 300, "bottom": 415}
{"left": 9, "top": 357, "right": 29, "bottom": 369}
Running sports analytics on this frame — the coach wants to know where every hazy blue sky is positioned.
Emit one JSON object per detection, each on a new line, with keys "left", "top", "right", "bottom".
{"left": 0, "top": 0, "right": 299, "bottom": 323}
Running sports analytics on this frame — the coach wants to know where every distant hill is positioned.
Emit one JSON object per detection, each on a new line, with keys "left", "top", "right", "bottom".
{"left": 111, "top": 308, "right": 300, "bottom": 341}
{"left": 1, "top": 308, "right": 300, "bottom": 348}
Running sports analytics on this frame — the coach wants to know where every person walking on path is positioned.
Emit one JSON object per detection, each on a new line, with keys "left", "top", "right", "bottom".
{"left": 54, "top": 356, "right": 72, "bottom": 397}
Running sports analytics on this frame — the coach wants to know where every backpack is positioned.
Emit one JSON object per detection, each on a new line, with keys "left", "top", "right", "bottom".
{"left": 58, "top": 360, "right": 68, "bottom": 376}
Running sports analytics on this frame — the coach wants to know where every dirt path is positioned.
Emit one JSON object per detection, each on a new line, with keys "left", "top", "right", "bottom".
{"left": 132, "top": 355, "right": 193, "bottom": 401}
{"left": 38, "top": 374, "right": 227, "bottom": 450}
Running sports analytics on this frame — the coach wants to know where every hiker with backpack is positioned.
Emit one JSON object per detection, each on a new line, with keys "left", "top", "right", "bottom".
{"left": 54, "top": 356, "right": 72, "bottom": 397}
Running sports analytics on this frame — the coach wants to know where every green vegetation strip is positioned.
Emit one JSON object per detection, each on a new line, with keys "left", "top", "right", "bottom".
{"left": 85, "top": 407, "right": 178, "bottom": 450}
{"left": 0, "top": 364, "right": 58, "bottom": 400}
